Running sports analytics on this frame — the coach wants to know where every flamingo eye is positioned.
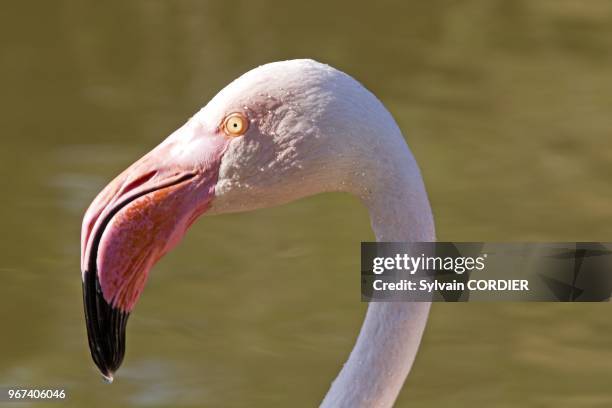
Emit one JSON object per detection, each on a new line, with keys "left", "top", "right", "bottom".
{"left": 222, "top": 112, "right": 249, "bottom": 137}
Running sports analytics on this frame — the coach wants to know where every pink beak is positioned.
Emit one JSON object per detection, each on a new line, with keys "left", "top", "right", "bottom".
{"left": 81, "top": 124, "right": 230, "bottom": 381}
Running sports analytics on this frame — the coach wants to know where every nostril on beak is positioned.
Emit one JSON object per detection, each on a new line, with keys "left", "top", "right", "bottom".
{"left": 118, "top": 170, "right": 158, "bottom": 197}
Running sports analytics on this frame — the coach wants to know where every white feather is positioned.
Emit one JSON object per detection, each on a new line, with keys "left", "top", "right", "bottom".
{"left": 199, "top": 59, "right": 435, "bottom": 407}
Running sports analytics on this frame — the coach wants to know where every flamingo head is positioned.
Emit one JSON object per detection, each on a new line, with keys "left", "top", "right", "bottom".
{"left": 81, "top": 59, "right": 388, "bottom": 381}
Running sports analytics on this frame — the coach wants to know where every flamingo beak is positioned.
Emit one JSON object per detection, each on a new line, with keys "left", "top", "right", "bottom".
{"left": 81, "top": 124, "right": 230, "bottom": 381}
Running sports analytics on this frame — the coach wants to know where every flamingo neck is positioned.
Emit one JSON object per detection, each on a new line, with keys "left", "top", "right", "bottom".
{"left": 321, "top": 138, "right": 435, "bottom": 407}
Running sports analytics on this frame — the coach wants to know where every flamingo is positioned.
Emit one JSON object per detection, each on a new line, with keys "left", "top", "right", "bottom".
{"left": 81, "top": 59, "right": 435, "bottom": 407}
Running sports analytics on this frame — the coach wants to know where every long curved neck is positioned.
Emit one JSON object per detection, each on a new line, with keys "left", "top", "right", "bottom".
{"left": 321, "top": 137, "right": 435, "bottom": 407}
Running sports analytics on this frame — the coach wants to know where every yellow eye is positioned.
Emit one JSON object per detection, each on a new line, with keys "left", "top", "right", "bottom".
{"left": 222, "top": 112, "right": 249, "bottom": 137}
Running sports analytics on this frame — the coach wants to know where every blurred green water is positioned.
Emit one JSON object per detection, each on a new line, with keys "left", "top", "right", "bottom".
{"left": 0, "top": 1, "right": 611, "bottom": 407}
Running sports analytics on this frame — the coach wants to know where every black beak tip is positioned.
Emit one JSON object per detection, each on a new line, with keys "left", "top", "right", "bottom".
{"left": 101, "top": 371, "right": 114, "bottom": 384}
{"left": 82, "top": 269, "right": 130, "bottom": 381}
